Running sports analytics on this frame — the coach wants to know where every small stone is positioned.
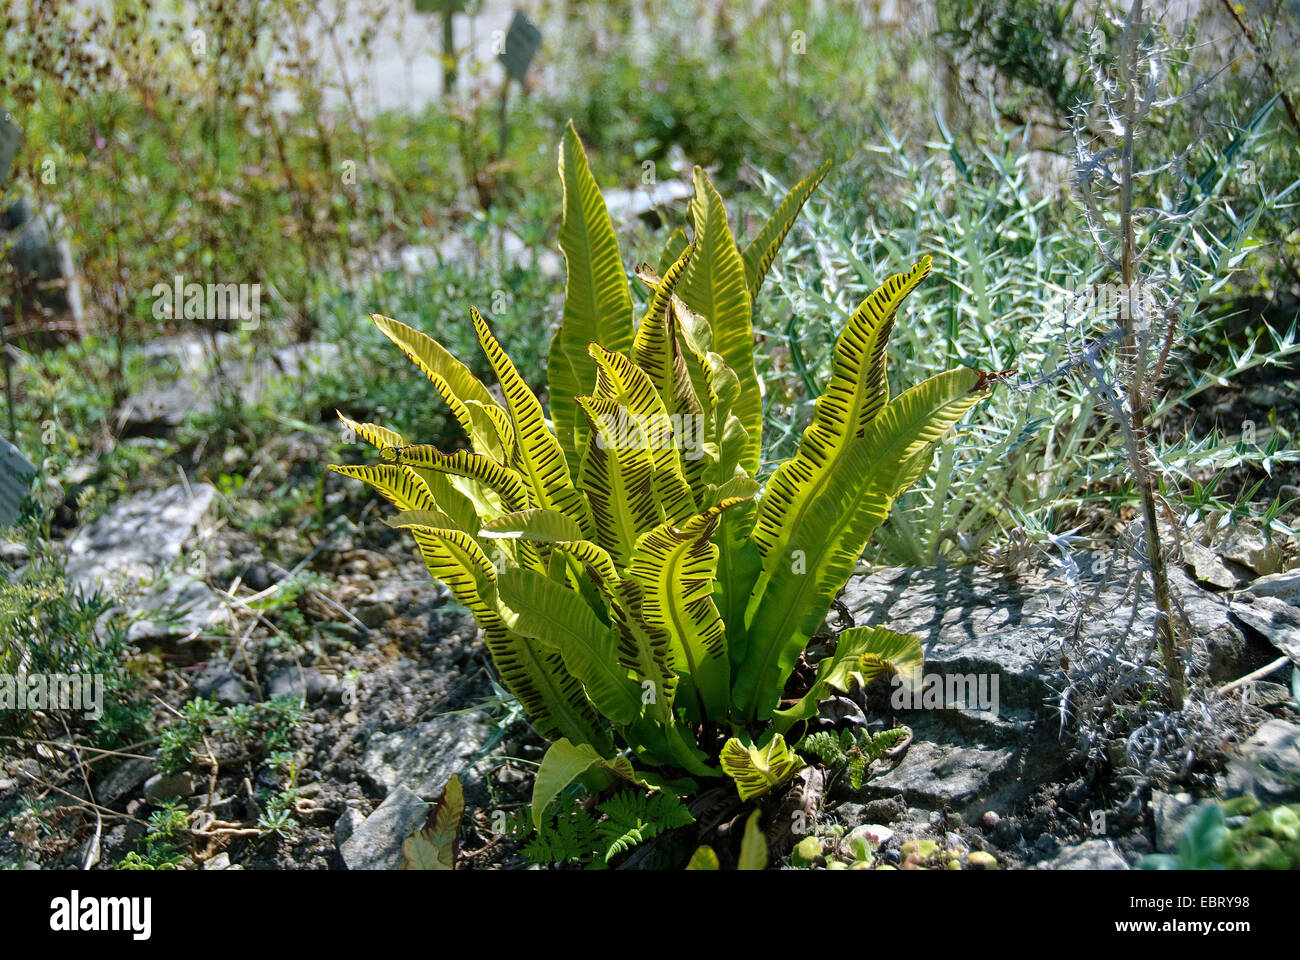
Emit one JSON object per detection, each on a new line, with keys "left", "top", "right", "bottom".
{"left": 268, "top": 666, "right": 328, "bottom": 703}
{"left": 855, "top": 796, "right": 907, "bottom": 824}
{"left": 360, "top": 710, "right": 494, "bottom": 796}
{"left": 1219, "top": 523, "right": 1283, "bottom": 576}
{"left": 95, "top": 757, "right": 155, "bottom": 806}
{"left": 1044, "top": 839, "right": 1128, "bottom": 870}
{"left": 334, "top": 807, "right": 366, "bottom": 848}
{"left": 855, "top": 824, "right": 894, "bottom": 846}
{"left": 143, "top": 771, "right": 198, "bottom": 803}
{"left": 340, "top": 786, "right": 429, "bottom": 870}
{"left": 1151, "top": 790, "right": 1196, "bottom": 853}
{"left": 1182, "top": 539, "right": 1247, "bottom": 590}
{"left": 0, "top": 540, "right": 29, "bottom": 564}
{"left": 192, "top": 662, "right": 253, "bottom": 706}
{"left": 981, "top": 810, "right": 1001, "bottom": 830}
{"left": 1222, "top": 719, "right": 1300, "bottom": 804}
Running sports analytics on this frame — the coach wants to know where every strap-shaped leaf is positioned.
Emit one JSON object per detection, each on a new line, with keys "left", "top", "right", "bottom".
{"left": 398, "top": 521, "right": 609, "bottom": 751}
{"left": 625, "top": 498, "right": 750, "bottom": 721}
{"left": 748, "top": 258, "right": 934, "bottom": 577}
{"left": 337, "top": 411, "right": 406, "bottom": 453}
{"left": 719, "top": 735, "right": 801, "bottom": 801}
{"left": 735, "top": 368, "right": 985, "bottom": 718}
{"left": 631, "top": 242, "right": 700, "bottom": 421}
{"left": 480, "top": 508, "right": 586, "bottom": 542}
{"left": 676, "top": 167, "right": 762, "bottom": 476}
{"left": 383, "top": 444, "right": 532, "bottom": 514}
{"left": 551, "top": 121, "right": 635, "bottom": 471}
{"left": 371, "top": 313, "right": 506, "bottom": 458}
{"left": 741, "top": 159, "right": 831, "bottom": 297}
{"left": 737, "top": 810, "right": 768, "bottom": 870}
{"left": 473, "top": 307, "right": 592, "bottom": 532}
{"left": 408, "top": 468, "right": 482, "bottom": 535}
{"left": 388, "top": 508, "right": 461, "bottom": 531}
{"left": 772, "top": 627, "right": 923, "bottom": 734}
{"left": 610, "top": 579, "right": 678, "bottom": 723}
{"left": 588, "top": 343, "right": 696, "bottom": 526}
{"left": 334, "top": 413, "right": 485, "bottom": 533}
{"left": 552, "top": 537, "right": 620, "bottom": 587}
{"left": 819, "top": 257, "right": 932, "bottom": 442}
{"left": 497, "top": 566, "right": 642, "bottom": 725}
{"left": 574, "top": 395, "right": 661, "bottom": 567}
{"left": 328, "top": 464, "right": 435, "bottom": 514}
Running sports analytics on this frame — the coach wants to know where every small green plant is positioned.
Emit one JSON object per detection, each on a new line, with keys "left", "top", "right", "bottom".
{"left": 1140, "top": 797, "right": 1300, "bottom": 870}
{"left": 118, "top": 800, "right": 189, "bottom": 870}
{"left": 800, "top": 726, "right": 911, "bottom": 789}
{"left": 330, "top": 123, "right": 988, "bottom": 815}
{"left": 524, "top": 789, "right": 694, "bottom": 869}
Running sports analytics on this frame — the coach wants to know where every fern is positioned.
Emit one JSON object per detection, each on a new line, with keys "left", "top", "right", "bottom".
{"left": 522, "top": 789, "right": 695, "bottom": 868}
{"left": 522, "top": 810, "right": 603, "bottom": 866}
{"left": 799, "top": 726, "right": 909, "bottom": 789}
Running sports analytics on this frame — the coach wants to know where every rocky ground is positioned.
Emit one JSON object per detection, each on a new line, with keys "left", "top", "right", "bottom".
{"left": 2, "top": 336, "right": 1298, "bottom": 870}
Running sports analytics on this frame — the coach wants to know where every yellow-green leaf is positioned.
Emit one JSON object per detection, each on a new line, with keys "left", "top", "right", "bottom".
{"left": 719, "top": 735, "right": 801, "bottom": 802}
{"left": 737, "top": 810, "right": 768, "bottom": 870}
{"left": 551, "top": 121, "right": 635, "bottom": 470}
{"left": 401, "top": 775, "right": 464, "bottom": 870}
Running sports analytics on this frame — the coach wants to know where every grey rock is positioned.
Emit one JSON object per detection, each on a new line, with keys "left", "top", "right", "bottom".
{"left": 603, "top": 179, "right": 694, "bottom": 221}
{"left": 1231, "top": 593, "right": 1300, "bottom": 666}
{"left": 862, "top": 738, "right": 1017, "bottom": 811}
{"left": 361, "top": 710, "right": 494, "bottom": 797}
{"left": 1219, "top": 523, "right": 1283, "bottom": 576}
{"left": 64, "top": 483, "right": 216, "bottom": 594}
{"left": 334, "top": 806, "right": 366, "bottom": 847}
{"left": 1043, "top": 839, "right": 1129, "bottom": 870}
{"left": 340, "top": 786, "right": 429, "bottom": 870}
{"left": 268, "top": 666, "right": 330, "bottom": 703}
{"left": 1243, "top": 681, "right": 1296, "bottom": 710}
{"left": 143, "top": 771, "right": 198, "bottom": 803}
{"left": 0, "top": 112, "right": 18, "bottom": 183}
{"left": 95, "top": 757, "right": 155, "bottom": 806}
{"left": 833, "top": 557, "right": 1247, "bottom": 817}
{"left": 3, "top": 199, "right": 82, "bottom": 318}
{"left": 1233, "top": 570, "right": 1300, "bottom": 666}
{"left": 1182, "top": 539, "right": 1247, "bottom": 590}
{"left": 118, "top": 382, "right": 210, "bottom": 432}
{"left": 192, "top": 661, "right": 254, "bottom": 706}
{"left": 1223, "top": 719, "right": 1300, "bottom": 804}
{"left": 1247, "top": 570, "right": 1300, "bottom": 604}
{"left": 127, "top": 574, "right": 225, "bottom": 642}
{"left": 203, "top": 853, "right": 239, "bottom": 870}
{"left": 1151, "top": 790, "right": 1195, "bottom": 852}
{"left": 0, "top": 540, "right": 30, "bottom": 565}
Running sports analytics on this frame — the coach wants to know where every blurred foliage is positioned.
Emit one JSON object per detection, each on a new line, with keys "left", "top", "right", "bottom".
{"left": 1140, "top": 796, "right": 1300, "bottom": 870}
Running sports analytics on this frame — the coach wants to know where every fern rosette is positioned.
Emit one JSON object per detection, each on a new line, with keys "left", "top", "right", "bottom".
{"left": 330, "top": 122, "right": 988, "bottom": 811}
